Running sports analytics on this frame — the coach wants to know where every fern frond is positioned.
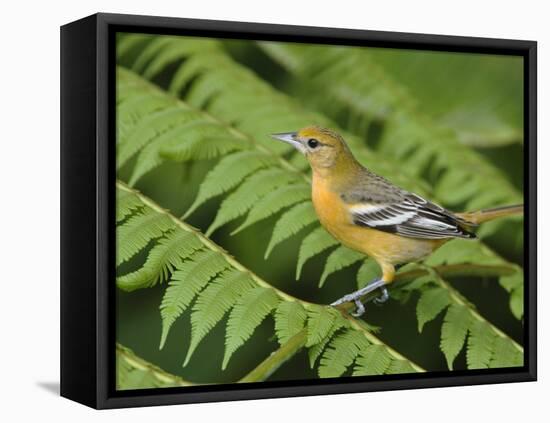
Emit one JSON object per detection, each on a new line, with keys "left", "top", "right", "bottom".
{"left": 440, "top": 304, "right": 472, "bottom": 369}
{"left": 489, "top": 336, "right": 523, "bottom": 368}
{"left": 416, "top": 287, "right": 452, "bottom": 333}
{"left": 184, "top": 269, "right": 257, "bottom": 366}
{"left": 353, "top": 344, "right": 393, "bottom": 376}
{"left": 274, "top": 301, "right": 308, "bottom": 345}
{"left": 466, "top": 320, "right": 497, "bottom": 369}
{"left": 131, "top": 37, "right": 179, "bottom": 74}
{"left": 319, "top": 246, "right": 365, "bottom": 288}
{"left": 117, "top": 230, "right": 203, "bottom": 291}
{"left": 318, "top": 330, "right": 369, "bottom": 378}
{"left": 222, "top": 287, "right": 280, "bottom": 370}
{"left": 160, "top": 250, "right": 230, "bottom": 349}
{"left": 162, "top": 134, "right": 247, "bottom": 163}
{"left": 306, "top": 306, "right": 344, "bottom": 348}
{"left": 184, "top": 150, "right": 278, "bottom": 219}
{"left": 386, "top": 359, "right": 418, "bottom": 375}
{"left": 117, "top": 106, "right": 183, "bottom": 168}
{"left": 117, "top": 93, "right": 169, "bottom": 142}
{"left": 116, "top": 209, "right": 174, "bottom": 266}
{"left": 296, "top": 226, "right": 339, "bottom": 280}
{"left": 307, "top": 312, "right": 348, "bottom": 368}
{"left": 116, "top": 34, "right": 153, "bottom": 63}
{"left": 265, "top": 202, "right": 318, "bottom": 258}
{"left": 116, "top": 187, "right": 144, "bottom": 222}
{"left": 206, "top": 168, "right": 298, "bottom": 236}
{"left": 499, "top": 271, "right": 524, "bottom": 320}
{"left": 141, "top": 37, "right": 220, "bottom": 80}
{"left": 228, "top": 185, "right": 308, "bottom": 239}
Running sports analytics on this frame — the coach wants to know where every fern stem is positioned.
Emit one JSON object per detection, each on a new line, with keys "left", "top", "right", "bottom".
{"left": 117, "top": 181, "right": 299, "bottom": 304}
{"left": 239, "top": 329, "right": 308, "bottom": 383}
{"left": 117, "top": 343, "right": 194, "bottom": 387}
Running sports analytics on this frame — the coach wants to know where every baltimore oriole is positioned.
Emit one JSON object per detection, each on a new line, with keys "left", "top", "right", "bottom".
{"left": 272, "top": 126, "right": 523, "bottom": 316}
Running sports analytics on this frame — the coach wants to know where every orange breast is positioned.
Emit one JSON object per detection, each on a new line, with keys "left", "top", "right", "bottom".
{"left": 311, "top": 175, "right": 444, "bottom": 267}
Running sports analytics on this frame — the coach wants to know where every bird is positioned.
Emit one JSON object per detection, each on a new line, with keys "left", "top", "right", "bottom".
{"left": 271, "top": 126, "right": 523, "bottom": 317}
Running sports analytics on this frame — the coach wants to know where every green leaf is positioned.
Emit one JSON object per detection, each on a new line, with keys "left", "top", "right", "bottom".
{"left": 386, "top": 359, "right": 418, "bottom": 375}
{"left": 296, "top": 226, "right": 339, "bottom": 280}
{"left": 318, "top": 330, "right": 369, "bottom": 378}
{"left": 184, "top": 150, "right": 277, "bottom": 218}
{"left": 132, "top": 37, "right": 177, "bottom": 73}
{"left": 116, "top": 209, "right": 175, "bottom": 266}
{"left": 160, "top": 250, "right": 230, "bottom": 349}
{"left": 184, "top": 269, "right": 256, "bottom": 366}
{"left": 353, "top": 344, "right": 392, "bottom": 376}
{"left": 117, "top": 229, "right": 203, "bottom": 291}
{"left": 127, "top": 113, "right": 215, "bottom": 185}
{"left": 466, "top": 320, "right": 497, "bottom": 369}
{"left": 206, "top": 168, "right": 298, "bottom": 236}
{"left": 307, "top": 312, "right": 348, "bottom": 368}
{"left": 500, "top": 270, "right": 524, "bottom": 320}
{"left": 274, "top": 301, "right": 308, "bottom": 345}
{"left": 416, "top": 287, "right": 452, "bottom": 332}
{"left": 117, "top": 93, "right": 168, "bottom": 142}
{"left": 221, "top": 184, "right": 310, "bottom": 254}
{"left": 116, "top": 188, "right": 144, "bottom": 222}
{"left": 319, "top": 246, "right": 365, "bottom": 288}
{"left": 117, "top": 106, "right": 184, "bottom": 168}
{"left": 159, "top": 121, "right": 248, "bottom": 162}
{"left": 265, "top": 202, "right": 318, "bottom": 257}
{"left": 440, "top": 304, "right": 472, "bottom": 369}
{"left": 510, "top": 287, "right": 524, "bottom": 321}
{"left": 489, "top": 337, "right": 523, "bottom": 368}
{"left": 222, "top": 287, "right": 280, "bottom": 370}
{"left": 142, "top": 37, "right": 219, "bottom": 80}
{"left": 306, "top": 306, "right": 343, "bottom": 347}
{"left": 116, "top": 34, "right": 153, "bottom": 62}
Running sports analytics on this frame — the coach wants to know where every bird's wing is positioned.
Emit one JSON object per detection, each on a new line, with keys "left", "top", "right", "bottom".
{"left": 348, "top": 192, "right": 476, "bottom": 240}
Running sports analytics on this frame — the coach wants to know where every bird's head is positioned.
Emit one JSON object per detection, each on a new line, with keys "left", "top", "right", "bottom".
{"left": 271, "top": 126, "right": 358, "bottom": 176}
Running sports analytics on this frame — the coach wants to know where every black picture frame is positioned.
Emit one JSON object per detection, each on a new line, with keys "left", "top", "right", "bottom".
{"left": 60, "top": 12, "right": 537, "bottom": 409}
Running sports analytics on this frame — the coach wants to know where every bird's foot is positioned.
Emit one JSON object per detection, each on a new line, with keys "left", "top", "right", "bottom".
{"left": 373, "top": 287, "right": 389, "bottom": 304}
{"left": 330, "top": 278, "right": 388, "bottom": 317}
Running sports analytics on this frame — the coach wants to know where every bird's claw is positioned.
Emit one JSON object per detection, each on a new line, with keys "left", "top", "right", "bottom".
{"left": 330, "top": 278, "right": 389, "bottom": 317}
{"left": 373, "top": 287, "right": 389, "bottom": 304}
{"left": 351, "top": 300, "right": 365, "bottom": 317}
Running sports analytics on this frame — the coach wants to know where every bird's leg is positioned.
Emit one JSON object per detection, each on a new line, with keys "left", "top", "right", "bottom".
{"left": 330, "top": 278, "right": 388, "bottom": 317}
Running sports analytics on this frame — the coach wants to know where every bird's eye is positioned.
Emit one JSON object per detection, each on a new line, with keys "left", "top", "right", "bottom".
{"left": 307, "top": 138, "right": 319, "bottom": 149}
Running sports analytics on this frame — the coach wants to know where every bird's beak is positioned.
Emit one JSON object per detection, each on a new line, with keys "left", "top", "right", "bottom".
{"left": 270, "top": 132, "right": 306, "bottom": 154}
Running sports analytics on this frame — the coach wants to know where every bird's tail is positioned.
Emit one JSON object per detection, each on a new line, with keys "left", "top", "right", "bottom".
{"left": 457, "top": 204, "right": 524, "bottom": 225}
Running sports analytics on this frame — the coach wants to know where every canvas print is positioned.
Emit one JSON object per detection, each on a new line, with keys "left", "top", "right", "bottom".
{"left": 115, "top": 33, "right": 525, "bottom": 391}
